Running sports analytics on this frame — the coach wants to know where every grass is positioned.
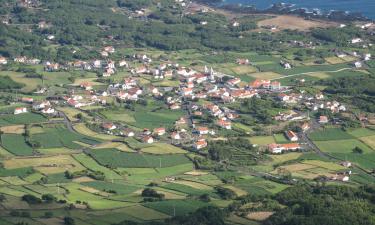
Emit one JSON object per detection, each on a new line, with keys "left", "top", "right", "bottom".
{"left": 31, "top": 125, "right": 100, "bottom": 149}
{"left": 141, "top": 143, "right": 187, "bottom": 154}
{"left": 0, "top": 167, "right": 34, "bottom": 178}
{"left": 73, "top": 153, "right": 123, "bottom": 180}
{"left": 270, "top": 152, "right": 302, "bottom": 164}
{"left": 0, "top": 113, "right": 47, "bottom": 126}
{"left": 117, "top": 205, "right": 170, "bottom": 221}
{"left": 249, "top": 72, "right": 282, "bottom": 80}
{"left": 309, "top": 128, "right": 354, "bottom": 141}
{"left": 347, "top": 128, "right": 375, "bottom": 138}
{"left": 90, "top": 149, "right": 191, "bottom": 168}
{"left": 143, "top": 199, "right": 210, "bottom": 216}
{"left": 314, "top": 139, "right": 373, "bottom": 154}
{"left": 249, "top": 136, "right": 275, "bottom": 145}
{"left": 74, "top": 123, "right": 117, "bottom": 141}
{"left": 1, "top": 134, "right": 34, "bottom": 156}
{"left": 0, "top": 125, "right": 25, "bottom": 134}
{"left": 360, "top": 135, "right": 375, "bottom": 149}
{"left": 3, "top": 155, "right": 86, "bottom": 174}
{"left": 81, "top": 181, "right": 140, "bottom": 195}
{"left": 273, "top": 134, "right": 290, "bottom": 144}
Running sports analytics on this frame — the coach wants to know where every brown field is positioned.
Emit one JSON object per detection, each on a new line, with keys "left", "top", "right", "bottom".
{"left": 72, "top": 176, "right": 96, "bottom": 183}
{"left": 231, "top": 65, "right": 257, "bottom": 74}
{"left": 184, "top": 170, "right": 208, "bottom": 176}
{"left": 223, "top": 185, "right": 247, "bottom": 196}
{"left": 172, "top": 180, "right": 213, "bottom": 190}
{"left": 3, "top": 155, "right": 85, "bottom": 174}
{"left": 249, "top": 72, "right": 282, "bottom": 80}
{"left": 308, "top": 72, "right": 331, "bottom": 79}
{"left": 325, "top": 57, "right": 345, "bottom": 64}
{"left": 246, "top": 211, "right": 274, "bottom": 221}
{"left": 360, "top": 135, "right": 375, "bottom": 149}
{"left": 1, "top": 125, "right": 25, "bottom": 134}
{"left": 258, "top": 15, "right": 337, "bottom": 31}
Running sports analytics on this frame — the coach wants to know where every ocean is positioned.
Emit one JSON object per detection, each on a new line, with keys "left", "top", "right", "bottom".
{"left": 222, "top": 0, "right": 375, "bottom": 19}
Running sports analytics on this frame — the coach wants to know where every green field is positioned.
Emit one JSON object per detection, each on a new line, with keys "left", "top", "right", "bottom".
{"left": 81, "top": 181, "right": 140, "bottom": 195}
{"left": 0, "top": 113, "right": 47, "bottom": 126}
{"left": 309, "top": 128, "right": 354, "bottom": 141}
{"left": 31, "top": 125, "right": 100, "bottom": 149}
{"left": 1, "top": 134, "right": 34, "bottom": 156}
{"left": 314, "top": 139, "right": 373, "bottom": 154}
{"left": 143, "top": 199, "right": 210, "bottom": 216}
{"left": 90, "top": 149, "right": 191, "bottom": 168}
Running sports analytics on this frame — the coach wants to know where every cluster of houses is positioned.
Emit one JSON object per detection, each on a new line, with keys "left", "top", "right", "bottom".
{"left": 14, "top": 98, "right": 55, "bottom": 115}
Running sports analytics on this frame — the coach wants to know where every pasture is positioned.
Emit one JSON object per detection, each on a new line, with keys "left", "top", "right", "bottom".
{"left": 308, "top": 128, "right": 354, "bottom": 141}
{"left": 141, "top": 143, "right": 186, "bottom": 154}
{"left": 90, "top": 149, "right": 191, "bottom": 168}
{"left": 314, "top": 139, "right": 373, "bottom": 154}
{"left": 3, "top": 155, "right": 85, "bottom": 174}
{"left": 0, "top": 113, "right": 47, "bottom": 126}
{"left": 1, "top": 134, "right": 34, "bottom": 156}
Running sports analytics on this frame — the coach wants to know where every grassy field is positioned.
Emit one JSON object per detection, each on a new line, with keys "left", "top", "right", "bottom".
{"left": 74, "top": 123, "right": 118, "bottom": 141}
{"left": 273, "top": 134, "right": 290, "bottom": 144}
{"left": 347, "top": 128, "right": 375, "bottom": 138}
{"left": 3, "top": 155, "right": 86, "bottom": 174}
{"left": 141, "top": 143, "right": 187, "bottom": 154}
{"left": 249, "top": 72, "right": 282, "bottom": 80}
{"left": 0, "top": 113, "right": 47, "bottom": 126}
{"left": 90, "top": 149, "right": 191, "bottom": 168}
{"left": 314, "top": 139, "right": 373, "bottom": 154}
{"left": 360, "top": 135, "right": 375, "bottom": 149}
{"left": 1, "top": 134, "right": 34, "bottom": 156}
{"left": 309, "top": 128, "right": 354, "bottom": 141}
{"left": 143, "top": 199, "right": 210, "bottom": 216}
{"left": 73, "top": 153, "right": 123, "bottom": 180}
{"left": 31, "top": 125, "right": 100, "bottom": 149}
{"left": 249, "top": 136, "right": 275, "bottom": 145}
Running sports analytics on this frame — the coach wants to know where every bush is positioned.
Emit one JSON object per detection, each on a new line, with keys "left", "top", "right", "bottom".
{"left": 22, "top": 194, "right": 42, "bottom": 204}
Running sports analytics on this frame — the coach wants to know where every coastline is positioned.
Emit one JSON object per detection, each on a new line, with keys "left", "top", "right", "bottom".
{"left": 192, "top": 0, "right": 372, "bottom": 22}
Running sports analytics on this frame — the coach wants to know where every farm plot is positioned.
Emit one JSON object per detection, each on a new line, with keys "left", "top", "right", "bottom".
{"left": 141, "top": 143, "right": 186, "bottom": 154}
{"left": 0, "top": 125, "right": 25, "bottom": 134}
{"left": 249, "top": 136, "right": 275, "bottom": 145}
{"left": 143, "top": 199, "right": 210, "bottom": 216}
{"left": 31, "top": 125, "right": 100, "bottom": 149}
{"left": 162, "top": 183, "right": 216, "bottom": 198}
{"left": 234, "top": 176, "right": 289, "bottom": 195}
{"left": 73, "top": 153, "right": 123, "bottom": 180}
{"left": 101, "top": 110, "right": 136, "bottom": 123}
{"left": 273, "top": 134, "right": 291, "bottom": 144}
{"left": 132, "top": 109, "right": 184, "bottom": 129}
{"left": 118, "top": 205, "right": 170, "bottom": 221}
{"left": 0, "top": 167, "right": 34, "bottom": 178}
{"left": 3, "top": 155, "right": 85, "bottom": 174}
{"left": 249, "top": 72, "right": 282, "bottom": 80}
{"left": 74, "top": 123, "right": 118, "bottom": 141}
{"left": 360, "top": 135, "right": 375, "bottom": 149}
{"left": 308, "top": 128, "right": 354, "bottom": 141}
{"left": 89, "top": 149, "right": 191, "bottom": 168}
{"left": 347, "top": 128, "right": 375, "bottom": 138}
{"left": 314, "top": 139, "right": 373, "bottom": 154}
{"left": 1, "top": 134, "right": 34, "bottom": 156}
{"left": 0, "top": 113, "right": 47, "bottom": 126}
{"left": 81, "top": 181, "right": 140, "bottom": 195}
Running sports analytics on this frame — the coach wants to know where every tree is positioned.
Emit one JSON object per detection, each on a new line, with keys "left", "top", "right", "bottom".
{"left": 22, "top": 194, "right": 42, "bottom": 204}
{"left": 64, "top": 217, "right": 75, "bottom": 225}
{"left": 353, "top": 146, "right": 364, "bottom": 154}
{"left": 42, "top": 194, "right": 56, "bottom": 203}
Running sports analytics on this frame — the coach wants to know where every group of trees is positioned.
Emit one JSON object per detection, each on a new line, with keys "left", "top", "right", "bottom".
{"left": 321, "top": 74, "right": 375, "bottom": 112}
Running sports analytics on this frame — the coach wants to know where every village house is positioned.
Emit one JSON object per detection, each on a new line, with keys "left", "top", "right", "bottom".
{"left": 118, "top": 60, "right": 128, "bottom": 67}
{"left": 301, "top": 122, "right": 310, "bottom": 132}
{"left": 154, "top": 127, "right": 166, "bottom": 136}
{"left": 250, "top": 79, "right": 271, "bottom": 89}
{"left": 268, "top": 143, "right": 301, "bottom": 154}
{"left": 33, "top": 101, "right": 51, "bottom": 110}
{"left": 14, "top": 107, "right": 27, "bottom": 115}
{"left": 41, "top": 107, "right": 55, "bottom": 114}
{"left": 21, "top": 97, "right": 34, "bottom": 103}
{"left": 195, "top": 127, "right": 209, "bottom": 135}
{"left": 80, "top": 82, "right": 93, "bottom": 91}
{"left": 236, "top": 58, "right": 250, "bottom": 65}
{"left": 143, "top": 136, "right": 154, "bottom": 144}
{"left": 194, "top": 139, "right": 207, "bottom": 150}
{"left": 285, "top": 130, "right": 299, "bottom": 142}
{"left": 341, "top": 161, "right": 352, "bottom": 168}
{"left": 226, "top": 78, "right": 241, "bottom": 87}
{"left": 175, "top": 117, "right": 187, "bottom": 125}
{"left": 67, "top": 98, "right": 83, "bottom": 108}
{"left": 270, "top": 81, "right": 281, "bottom": 90}
{"left": 217, "top": 118, "right": 232, "bottom": 130}
{"left": 102, "top": 123, "right": 117, "bottom": 131}
{"left": 351, "top": 38, "right": 363, "bottom": 44}
{"left": 331, "top": 174, "right": 349, "bottom": 182}
{"left": 171, "top": 132, "right": 181, "bottom": 140}
{"left": 354, "top": 61, "right": 362, "bottom": 68}
{"left": 122, "top": 128, "right": 135, "bottom": 137}
{"left": 103, "top": 46, "right": 115, "bottom": 54}
{"left": 0, "top": 56, "right": 8, "bottom": 65}
{"left": 319, "top": 116, "right": 329, "bottom": 124}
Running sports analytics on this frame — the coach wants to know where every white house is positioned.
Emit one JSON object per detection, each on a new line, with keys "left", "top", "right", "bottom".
{"left": 14, "top": 107, "right": 27, "bottom": 115}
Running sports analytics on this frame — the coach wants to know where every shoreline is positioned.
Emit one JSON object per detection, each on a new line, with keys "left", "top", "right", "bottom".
{"left": 193, "top": 0, "right": 372, "bottom": 22}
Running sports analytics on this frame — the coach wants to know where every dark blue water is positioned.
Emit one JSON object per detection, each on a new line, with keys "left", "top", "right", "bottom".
{"left": 223, "top": 0, "right": 375, "bottom": 19}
